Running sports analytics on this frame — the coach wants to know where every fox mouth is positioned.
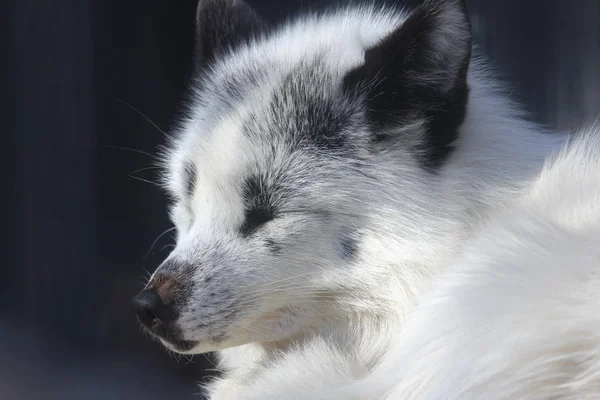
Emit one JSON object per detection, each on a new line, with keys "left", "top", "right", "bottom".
{"left": 132, "top": 284, "right": 198, "bottom": 353}
{"left": 159, "top": 337, "right": 198, "bottom": 353}
{"left": 138, "top": 318, "right": 198, "bottom": 352}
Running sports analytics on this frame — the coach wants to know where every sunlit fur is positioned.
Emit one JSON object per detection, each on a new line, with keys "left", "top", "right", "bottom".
{"left": 145, "top": 1, "right": 599, "bottom": 398}
{"left": 233, "top": 125, "right": 600, "bottom": 400}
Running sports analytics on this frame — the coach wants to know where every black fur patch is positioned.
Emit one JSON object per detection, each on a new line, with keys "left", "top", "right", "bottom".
{"left": 265, "top": 238, "right": 282, "bottom": 255}
{"left": 343, "top": 0, "right": 472, "bottom": 170}
{"left": 304, "top": 100, "right": 349, "bottom": 151}
{"left": 268, "top": 62, "right": 355, "bottom": 154}
{"left": 183, "top": 161, "right": 197, "bottom": 198}
{"left": 195, "top": 0, "right": 266, "bottom": 70}
{"left": 340, "top": 234, "right": 358, "bottom": 260}
{"left": 240, "top": 175, "right": 277, "bottom": 236}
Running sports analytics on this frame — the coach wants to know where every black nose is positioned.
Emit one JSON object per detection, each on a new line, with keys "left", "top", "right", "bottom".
{"left": 132, "top": 289, "right": 176, "bottom": 326}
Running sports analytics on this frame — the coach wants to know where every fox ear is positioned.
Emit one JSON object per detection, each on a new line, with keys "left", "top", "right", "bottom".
{"left": 195, "top": 0, "right": 265, "bottom": 68}
{"left": 344, "top": 0, "right": 472, "bottom": 168}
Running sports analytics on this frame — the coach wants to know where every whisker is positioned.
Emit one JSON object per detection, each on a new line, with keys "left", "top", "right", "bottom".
{"left": 141, "top": 268, "right": 153, "bottom": 278}
{"left": 183, "top": 354, "right": 195, "bottom": 364}
{"left": 128, "top": 174, "right": 161, "bottom": 187}
{"left": 104, "top": 144, "right": 159, "bottom": 160}
{"left": 144, "top": 226, "right": 177, "bottom": 259}
{"left": 200, "top": 352, "right": 215, "bottom": 368}
{"left": 129, "top": 166, "right": 161, "bottom": 175}
{"left": 117, "top": 98, "right": 171, "bottom": 139}
{"left": 228, "top": 295, "right": 342, "bottom": 309}
{"left": 160, "top": 243, "right": 176, "bottom": 252}
{"left": 250, "top": 271, "right": 326, "bottom": 289}
{"left": 202, "top": 368, "right": 223, "bottom": 373}
{"left": 245, "top": 281, "right": 325, "bottom": 295}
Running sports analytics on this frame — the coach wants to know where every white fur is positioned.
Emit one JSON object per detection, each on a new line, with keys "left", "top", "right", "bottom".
{"left": 233, "top": 125, "right": 600, "bottom": 400}
{"left": 148, "top": 2, "right": 600, "bottom": 399}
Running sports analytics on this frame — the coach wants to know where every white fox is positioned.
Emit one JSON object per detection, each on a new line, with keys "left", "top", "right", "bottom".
{"left": 132, "top": 1, "right": 600, "bottom": 398}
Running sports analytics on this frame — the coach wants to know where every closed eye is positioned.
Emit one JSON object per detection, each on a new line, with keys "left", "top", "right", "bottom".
{"left": 240, "top": 174, "right": 279, "bottom": 237}
{"left": 239, "top": 206, "right": 276, "bottom": 237}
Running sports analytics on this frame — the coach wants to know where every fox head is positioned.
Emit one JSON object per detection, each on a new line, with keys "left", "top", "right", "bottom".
{"left": 133, "top": 0, "right": 472, "bottom": 354}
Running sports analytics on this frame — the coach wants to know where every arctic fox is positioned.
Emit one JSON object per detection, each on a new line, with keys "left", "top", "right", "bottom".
{"left": 132, "top": 0, "right": 600, "bottom": 398}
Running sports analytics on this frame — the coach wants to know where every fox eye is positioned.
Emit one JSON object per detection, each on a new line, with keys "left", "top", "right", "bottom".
{"left": 240, "top": 206, "right": 275, "bottom": 237}
{"left": 239, "top": 175, "right": 277, "bottom": 237}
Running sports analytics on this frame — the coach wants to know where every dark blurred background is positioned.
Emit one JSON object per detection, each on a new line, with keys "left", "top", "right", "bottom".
{"left": 3, "top": 0, "right": 599, "bottom": 399}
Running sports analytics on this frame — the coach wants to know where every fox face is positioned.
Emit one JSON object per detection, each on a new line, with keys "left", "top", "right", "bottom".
{"left": 132, "top": 0, "right": 472, "bottom": 354}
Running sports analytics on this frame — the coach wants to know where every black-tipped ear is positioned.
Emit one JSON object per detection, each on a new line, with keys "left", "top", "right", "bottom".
{"left": 195, "top": 0, "right": 265, "bottom": 69}
{"left": 344, "top": 0, "right": 472, "bottom": 168}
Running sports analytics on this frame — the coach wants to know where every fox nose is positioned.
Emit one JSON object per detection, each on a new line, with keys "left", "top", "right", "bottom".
{"left": 132, "top": 289, "right": 176, "bottom": 326}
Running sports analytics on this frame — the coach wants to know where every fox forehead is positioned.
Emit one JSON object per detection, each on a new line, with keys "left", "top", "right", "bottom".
{"left": 162, "top": 6, "right": 408, "bottom": 200}
{"left": 164, "top": 68, "right": 364, "bottom": 211}
{"left": 163, "top": 107, "right": 357, "bottom": 238}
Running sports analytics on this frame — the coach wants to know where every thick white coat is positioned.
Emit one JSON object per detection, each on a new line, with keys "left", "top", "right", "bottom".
{"left": 156, "top": 3, "right": 600, "bottom": 399}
